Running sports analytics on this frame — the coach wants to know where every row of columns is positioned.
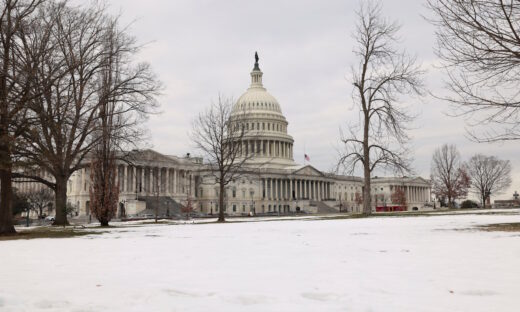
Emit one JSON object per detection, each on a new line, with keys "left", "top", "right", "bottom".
{"left": 113, "top": 165, "right": 192, "bottom": 196}
{"left": 262, "top": 178, "right": 331, "bottom": 201}
{"left": 242, "top": 139, "right": 293, "bottom": 159}
{"left": 406, "top": 185, "right": 431, "bottom": 203}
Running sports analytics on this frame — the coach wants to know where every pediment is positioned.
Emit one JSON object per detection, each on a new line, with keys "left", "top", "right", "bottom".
{"left": 293, "top": 165, "right": 324, "bottom": 177}
{"left": 411, "top": 176, "right": 430, "bottom": 185}
{"left": 126, "top": 149, "right": 179, "bottom": 165}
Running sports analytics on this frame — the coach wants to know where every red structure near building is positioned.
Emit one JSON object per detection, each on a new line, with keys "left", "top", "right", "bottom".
{"left": 376, "top": 205, "right": 407, "bottom": 212}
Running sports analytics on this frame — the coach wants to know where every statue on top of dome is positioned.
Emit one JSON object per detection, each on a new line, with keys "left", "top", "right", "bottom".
{"left": 254, "top": 52, "right": 260, "bottom": 70}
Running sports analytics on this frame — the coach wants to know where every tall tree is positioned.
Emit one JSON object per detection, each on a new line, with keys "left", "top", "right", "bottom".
{"left": 428, "top": 0, "right": 520, "bottom": 141}
{"left": 466, "top": 154, "right": 512, "bottom": 207}
{"left": 190, "top": 96, "right": 254, "bottom": 222}
{"left": 0, "top": 0, "right": 47, "bottom": 235}
{"left": 338, "top": 1, "right": 424, "bottom": 215}
{"left": 18, "top": 2, "right": 159, "bottom": 226}
{"left": 430, "top": 144, "right": 470, "bottom": 208}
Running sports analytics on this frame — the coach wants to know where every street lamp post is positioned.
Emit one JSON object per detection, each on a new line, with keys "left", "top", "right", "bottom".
{"left": 250, "top": 190, "right": 255, "bottom": 216}
{"left": 155, "top": 190, "right": 159, "bottom": 223}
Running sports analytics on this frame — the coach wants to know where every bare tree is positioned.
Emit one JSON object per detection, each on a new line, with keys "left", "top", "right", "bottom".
{"left": 430, "top": 144, "right": 470, "bottom": 208}
{"left": 190, "top": 96, "right": 254, "bottom": 222}
{"left": 88, "top": 71, "right": 120, "bottom": 227}
{"left": 0, "top": 0, "right": 48, "bottom": 235}
{"left": 466, "top": 154, "right": 512, "bottom": 207}
{"left": 17, "top": 2, "right": 159, "bottom": 226}
{"left": 390, "top": 186, "right": 407, "bottom": 208}
{"left": 427, "top": 0, "right": 520, "bottom": 141}
{"left": 338, "top": 1, "right": 424, "bottom": 215}
{"left": 25, "top": 187, "right": 54, "bottom": 218}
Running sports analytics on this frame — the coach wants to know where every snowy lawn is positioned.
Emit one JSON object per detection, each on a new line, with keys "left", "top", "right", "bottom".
{"left": 1, "top": 211, "right": 520, "bottom": 312}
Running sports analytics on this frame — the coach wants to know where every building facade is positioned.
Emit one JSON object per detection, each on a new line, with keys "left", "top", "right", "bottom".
{"left": 66, "top": 55, "right": 432, "bottom": 217}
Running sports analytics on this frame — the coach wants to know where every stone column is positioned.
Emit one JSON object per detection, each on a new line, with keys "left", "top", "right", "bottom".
{"left": 132, "top": 166, "right": 137, "bottom": 193}
{"left": 269, "top": 178, "right": 273, "bottom": 199}
{"left": 122, "top": 165, "right": 127, "bottom": 193}
{"left": 273, "top": 178, "right": 277, "bottom": 200}
{"left": 275, "top": 179, "right": 279, "bottom": 200}
{"left": 172, "top": 169, "right": 176, "bottom": 194}
{"left": 159, "top": 168, "right": 164, "bottom": 194}
{"left": 150, "top": 168, "right": 155, "bottom": 194}
{"left": 82, "top": 168, "right": 86, "bottom": 194}
{"left": 165, "top": 168, "right": 170, "bottom": 195}
{"left": 140, "top": 167, "right": 145, "bottom": 194}
{"left": 289, "top": 179, "right": 293, "bottom": 200}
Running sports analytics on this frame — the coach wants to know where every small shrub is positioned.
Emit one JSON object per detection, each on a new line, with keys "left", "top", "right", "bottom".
{"left": 461, "top": 200, "right": 479, "bottom": 209}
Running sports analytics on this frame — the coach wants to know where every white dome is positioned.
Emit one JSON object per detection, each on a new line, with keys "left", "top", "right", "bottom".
{"left": 235, "top": 88, "right": 283, "bottom": 115}
{"left": 232, "top": 54, "right": 284, "bottom": 117}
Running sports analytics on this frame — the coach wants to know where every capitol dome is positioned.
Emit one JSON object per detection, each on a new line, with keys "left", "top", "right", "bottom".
{"left": 231, "top": 53, "right": 296, "bottom": 168}
{"left": 233, "top": 56, "right": 283, "bottom": 116}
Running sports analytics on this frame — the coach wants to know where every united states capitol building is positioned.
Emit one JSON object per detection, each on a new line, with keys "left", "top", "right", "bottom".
{"left": 66, "top": 55, "right": 432, "bottom": 218}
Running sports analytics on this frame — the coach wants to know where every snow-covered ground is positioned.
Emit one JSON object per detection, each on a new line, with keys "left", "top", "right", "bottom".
{"left": 1, "top": 211, "right": 520, "bottom": 312}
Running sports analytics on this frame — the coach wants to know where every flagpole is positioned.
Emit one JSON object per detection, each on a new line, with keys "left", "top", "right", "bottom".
{"left": 303, "top": 142, "right": 306, "bottom": 165}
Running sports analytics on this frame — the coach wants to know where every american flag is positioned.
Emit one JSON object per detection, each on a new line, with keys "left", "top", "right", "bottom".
{"left": 304, "top": 154, "right": 310, "bottom": 161}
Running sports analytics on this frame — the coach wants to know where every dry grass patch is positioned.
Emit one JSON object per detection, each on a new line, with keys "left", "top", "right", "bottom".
{"left": 0, "top": 227, "right": 102, "bottom": 241}
{"left": 477, "top": 223, "right": 520, "bottom": 232}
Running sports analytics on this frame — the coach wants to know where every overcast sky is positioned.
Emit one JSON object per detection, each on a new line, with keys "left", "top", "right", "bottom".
{"left": 99, "top": 0, "right": 519, "bottom": 200}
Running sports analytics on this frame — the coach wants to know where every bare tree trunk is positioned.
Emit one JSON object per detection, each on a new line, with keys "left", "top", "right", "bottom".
{"left": 0, "top": 154, "right": 15, "bottom": 234}
{"left": 53, "top": 174, "right": 69, "bottom": 226}
{"left": 362, "top": 119, "right": 371, "bottom": 215}
{"left": 0, "top": 77, "right": 15, "bottom": 235}
{"left": 218, "top": 180, "right": 225, "bottom": 222}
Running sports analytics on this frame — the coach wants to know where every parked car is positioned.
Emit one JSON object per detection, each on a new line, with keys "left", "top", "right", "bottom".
{"left": 45, "top": 215, "right": 55, "bottom": 221}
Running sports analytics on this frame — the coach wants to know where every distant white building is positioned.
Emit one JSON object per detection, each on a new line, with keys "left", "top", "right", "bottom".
{"left": 65, "top": 55, "right": 432, "bottom": 217}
